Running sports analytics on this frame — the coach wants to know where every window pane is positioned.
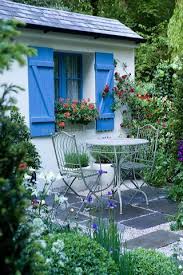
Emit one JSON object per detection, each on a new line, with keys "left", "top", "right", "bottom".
{"left": 64, "top": 55, "right": 81, "bottom": 79}
{"left": 67, "top": 79, "right": 81, "bottom": 100}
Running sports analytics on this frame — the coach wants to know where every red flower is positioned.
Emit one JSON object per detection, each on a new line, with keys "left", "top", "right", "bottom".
{"left": 71, "top": 103, "right": 77, "bottom": 109}
{"left": 72, "top": 99, "right": 78, "bottom": 104}
{"left": 122, "top": 75, "right": 127, "bottom": 79}
{"left": 89, "top": 103, "right": 94, "bottom": 110}
{"left": 63, "top": 103, "right": 69, "bottom": 108}
{"left": 18, "top": 162, "right": 27, "bottom": 171}
{"left": 64, "top": 112, "right": 71, "bottom": 118}
{"left": 130, "top": 88, "right": 135, "bottom": 93}
{"left": 58, "top": 121, "right": 65, "bottom": 128}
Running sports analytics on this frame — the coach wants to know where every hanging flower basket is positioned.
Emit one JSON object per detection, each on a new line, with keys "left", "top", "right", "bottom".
{"left": 55, "top": 98, "right": 98, "bottom": 129}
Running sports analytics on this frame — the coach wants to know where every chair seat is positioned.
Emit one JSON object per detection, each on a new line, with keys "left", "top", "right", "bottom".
{"left": 120, "top": 161, "right": 147, "bottom": 170}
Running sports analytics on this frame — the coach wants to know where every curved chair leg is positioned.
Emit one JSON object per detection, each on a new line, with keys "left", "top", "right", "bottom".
{"left": 117, "top": 187, "right": 123, "bottom": 214}
{"left": 128, "top": 169, "right": 149, "bottom": 205}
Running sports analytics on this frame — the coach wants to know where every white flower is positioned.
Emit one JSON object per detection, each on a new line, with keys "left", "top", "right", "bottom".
{"left": 29, "top": 167, "right": 36, "bottom": 172}
{"left": 36, "top": 239, "right": 47, "bottom": 249}
{"left": 75, "top": 267, "right": 83, "bottom": 274}
{"left": 46, "top": 258, "right": 52, "bottom": 264}
{"left": 178, "top": 265, "right": 182, "bottom": 270}
{"left": 54, "top": 194, "right": 68, "bottom": 208}
{"left": 58, "top": 260, "right": 64, "bottom": 267}
{"left": 31, "top": 187, "right": 39, "bottom": 197}
{"left": 51, "top": 239, "right": 64, "bottom": 254}
{"left": 24, "top": 173, "right": 32, "bottom": 180}
{"left": 38, "top": 171, "right": 57, "bottom": 183}
{"left": 31, "top": 218, "right": 47, "bottom": 237}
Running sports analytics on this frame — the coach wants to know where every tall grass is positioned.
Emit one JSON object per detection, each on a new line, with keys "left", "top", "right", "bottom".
{"left": 92, "top": 213, "right": 133, "bottom": 274}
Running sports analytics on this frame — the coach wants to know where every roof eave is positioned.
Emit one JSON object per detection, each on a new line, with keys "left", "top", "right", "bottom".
{"left": 23, "top": 23, "right": 145, "bottom": 43}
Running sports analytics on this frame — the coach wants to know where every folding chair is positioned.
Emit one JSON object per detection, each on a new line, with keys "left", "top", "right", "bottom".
{"left": 120, "top": 124, "right": 159, "bottom": 205}
{"left": 52, "top": 131, "right": 107, "bottom": 214}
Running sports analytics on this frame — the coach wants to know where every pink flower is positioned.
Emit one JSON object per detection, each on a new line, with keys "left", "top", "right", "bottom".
{"left": 63, "top": 103, "right": 69, "bottom": 108}
{"left": 89, "top": 103, "right": 94, "bottom": 110}
{"left": 64, "top": 112, "right": 71, "bottom": 118}
{"left": 58, "top": 121, "right": 65, "bottom": 128}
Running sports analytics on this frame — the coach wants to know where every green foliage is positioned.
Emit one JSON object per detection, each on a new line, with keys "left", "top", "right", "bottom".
{"left": 152, "top": 61, "right": 174, "bottom": 98}
{"left": 171, "top": 202, "right": 183, "bottom": 230}
{"left": 0, "top": 19, "right": 38, "bottom": 274}
{"left": 129, "top": 248, "right": 181, "bottom": 275}
{"left": 93, "top": 218, "right": 121, "bottom": 263}
{"left": 168, "top": 0, "right": 183, "bottom": 58}
{"left": 136, "top": 23, "right": 169, "bottom": 82}
{"left": 21, "top": 230, "right": 118, "bottom": 274}
{"left": 64, "top": 152, "right": 89, "bottom": 168}
{"left": 0, "top": 19, "right": 35, "bottom": 72}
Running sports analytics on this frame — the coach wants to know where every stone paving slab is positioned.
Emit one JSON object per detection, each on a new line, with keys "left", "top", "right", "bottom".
{"left": 90, "top": 204, "right": 153, "bottom": 222}
{"left": 114, "top": 186, "right": 167, "bottom": 205}
{"left": 137, "top": 198, "right": 178, "bottom": 215}
{"left": 122, "top": 213, "right": 168, "bottom": 229}
{"left": 126, "top": 230, "right": 182, "bottom": 249}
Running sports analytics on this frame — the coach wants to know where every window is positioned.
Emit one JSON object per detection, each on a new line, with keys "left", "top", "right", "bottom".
{"left": 54, "top": 53, "right": 82, "bottom": 101}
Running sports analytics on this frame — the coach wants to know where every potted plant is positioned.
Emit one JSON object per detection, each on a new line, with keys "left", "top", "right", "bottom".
{"left": 64, "top": 152, "right": 89, "bottom": 168}
{"left": 55, "top": 98, "right": 98, "bottom": 129}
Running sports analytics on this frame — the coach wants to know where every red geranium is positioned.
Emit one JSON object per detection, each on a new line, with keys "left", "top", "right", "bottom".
{"left": 58, "top": 121, "right": 65, "bottom": 128}
{"left": 18, "top": 162, "right": 27, "bottom": 171}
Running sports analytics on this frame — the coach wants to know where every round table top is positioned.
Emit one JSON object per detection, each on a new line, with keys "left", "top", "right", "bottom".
{"left": 86, "top": 137, "right": 149, "bottom": 146}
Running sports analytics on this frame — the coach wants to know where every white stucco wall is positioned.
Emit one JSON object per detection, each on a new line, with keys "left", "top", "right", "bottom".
{"left": 1, "top": 29, "right": 136, "bottom": 188}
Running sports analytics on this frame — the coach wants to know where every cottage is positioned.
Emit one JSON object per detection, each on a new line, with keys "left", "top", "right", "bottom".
{"left": 0, "top": 0, "right": 143, "bottom": 176}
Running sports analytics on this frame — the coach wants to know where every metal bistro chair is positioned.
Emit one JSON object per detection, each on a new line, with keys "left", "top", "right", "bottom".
{"left": 120, "top": 124, "right": 159, "bottom": 205}
{"left": 52, "top": 131, "right": 106, "bottom": 214}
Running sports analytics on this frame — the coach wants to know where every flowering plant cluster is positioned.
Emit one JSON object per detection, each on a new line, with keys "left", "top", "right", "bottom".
{"left": 55, "top": 98, "right": 98, "bottom": 128}
{"left": 102, "top": 84, "right": 110, "bottom": 97}
{"left": 178, "top": 140, "right": 183, "bottom": 162}
{"left": 113, "top": 67, "right": 135, "bottom": 110}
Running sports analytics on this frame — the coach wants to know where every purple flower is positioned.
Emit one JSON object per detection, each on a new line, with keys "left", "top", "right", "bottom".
{"left": 86, "top": 195, "right": 93, "bottom": 203}
{"left": 107, "top": 191, "right": 113, "bottom": 197}
{"left": 178, "top": 140, "right": 183, "bottom": 162}
{"left": 107, "top": 200, "right": 117, "bottom": 209}
{"left": 92, "top": 223, "right": 98, "bottom": 231}
{"left": 98, "top": 169, "right": 107, "bottom": 176}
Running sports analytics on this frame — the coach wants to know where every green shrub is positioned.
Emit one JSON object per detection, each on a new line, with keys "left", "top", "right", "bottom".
{"left": 21, "top": 231, "right": 118, "bottom": 275}
{"left": 171, "top": 202, "right": 183, "bottom": 230}
{"left": 129, "top": 248, "right": 180, "bottom": 275}
{"left": 64, "top": 152, "right": 89, "bottom": 168}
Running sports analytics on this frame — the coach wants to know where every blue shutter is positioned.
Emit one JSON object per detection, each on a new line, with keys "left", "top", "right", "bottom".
{"left": 95, "top": 52, "right": 114, "bottom": 131}
{"left": 28, "top": 47, "right": 55, "bottom": 137}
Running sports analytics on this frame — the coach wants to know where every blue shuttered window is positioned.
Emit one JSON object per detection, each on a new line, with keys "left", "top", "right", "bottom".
{"left": 54, "top": 53, "right": 82, "bottom": 101}
{"left": 95, "top": 52, "right": 115, "bottom": 131}
{"left": 28, "top": 47, "right": 55, "bottom": 137}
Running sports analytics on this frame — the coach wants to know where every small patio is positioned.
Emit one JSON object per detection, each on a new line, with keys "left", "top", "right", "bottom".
{"left": 45, "top": 184, "right": 183, "bottom": 257}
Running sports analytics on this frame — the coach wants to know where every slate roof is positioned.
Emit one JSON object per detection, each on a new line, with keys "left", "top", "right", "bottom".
{"left": 0, "top": 0, "right": 143, "bottom": 42}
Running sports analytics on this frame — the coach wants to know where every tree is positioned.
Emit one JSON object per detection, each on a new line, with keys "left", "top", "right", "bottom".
{"left": 168, "top": 0, "right": 183, "bottom": 58}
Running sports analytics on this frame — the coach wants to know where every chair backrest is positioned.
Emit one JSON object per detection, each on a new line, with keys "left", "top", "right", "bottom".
{"left": 52, "top": 131, "right": 83, "bottom": 175}
{"left": 136, "top": 124, "right": 159, "bottom": 169}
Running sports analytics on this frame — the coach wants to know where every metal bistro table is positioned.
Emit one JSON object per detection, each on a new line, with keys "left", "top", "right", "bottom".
{"left": 86, "top": 137, "right": 149, "bottom": 214}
